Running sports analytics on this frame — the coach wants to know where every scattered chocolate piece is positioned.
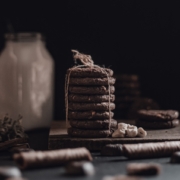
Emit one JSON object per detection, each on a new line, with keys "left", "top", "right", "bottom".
{"left": 123, "top": 141, "right": 180, "bottom": 159}
{"left": 127, "top": 163, "right": 161, "bottom": 176}
{"left": 0, "top": 166, "right": 22, "bottom": 180}
{"left": 170, "top": 151, "right": 180, "bottom": 163}
{"left": 13, "top": 147, "right": 92, "bottom": 169}
{"left": 101, "top": 144, "right": 124, "bottom": 156}
{"left": 65, "top": 161, "right": 95, "bottom": 176}
{"left": 103, "top": 175, "right": 143, "bottom": 180}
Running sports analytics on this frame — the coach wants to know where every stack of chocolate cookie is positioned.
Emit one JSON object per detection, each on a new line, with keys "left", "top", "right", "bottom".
{"left": 66, "top": 67, "right": 117, "bottom": 138}
{"left": 114, "top": 74, "right": 141, "bottom": 119}
{"left": 136, "top": 110, "right": 179, "bottom": 129}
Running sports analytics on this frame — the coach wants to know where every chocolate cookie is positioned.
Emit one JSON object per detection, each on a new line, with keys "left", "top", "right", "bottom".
{"left": 69, "top": 77, "right": 115, "bottom": 86}
{"left": 68, "top": 102, "right": 115, "bottom": 111}
{"left": 127, "top": 163, "right": 161, "bottom": 176}
{"left": 115, "top": 74, "right": 139, "bottom": 82}
{"left": 115, "top": 82, "right": 140, "bottom": 89}
{"left": 68, "top": 128, "right": 111, "bottom": 138}
{"left": 115, "top": 89, "right": 141, "bottom": 96}
{"left": 136, "top": 119, "right": 179, "bottom": 129}
{"left": 137, "top": 110, "right": 179, "bottom": 121}
{"left": 68, "top": 86, "right": 115, "bottom": 95}
{"left": 115, "top": 96, "right": 139, "bottom": 103}
{"left": 69, "top": 119, "right": 117, "bottom": 129}
{"left": 127, "top": 98, "right": 160, "bottom": 119}
{"left": 67, "top": 67, "right": 113, "bottom": 78}
{"left": 68, "top": 94, "right": 115, "bottom": 103}
{"left": 68, "top": 111, "right": 114, "bottom": 120}
{"left": 101, "top": 144, "right": 123, "bottom": 156}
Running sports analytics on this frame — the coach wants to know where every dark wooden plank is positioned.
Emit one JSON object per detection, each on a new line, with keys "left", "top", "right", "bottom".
{"left": 49, "top": 120, "right": 180, "bottom": 151}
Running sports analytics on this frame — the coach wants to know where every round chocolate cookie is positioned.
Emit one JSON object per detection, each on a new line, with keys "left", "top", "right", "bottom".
{"left": 127, "top": 98, "right": 160, "bottom": 119}
{"left": 115, "top": 89, "right": 141, "bottom": 96}
{"left": 69, "top": 119, "right": 117, "bottom": 129}
{"left": 137, "top": 110, "right": 179, "bottom": 121}
{"left": 115, "top": 96, "right": 139, "bottom": 103}
{"left": 69, "top": 86, "right": 115, "bottom": 95}
{"left": 67, "top": 67, "right": 113, "bottom": 78}
{"left": 136, "top": 119, "right": 179, "bottom": 129}
{"left": 69, "top": 77, "right": 115, "bottom": 86}
{"left": 68, "top": 94, "right": 115, "bottom": 103}
{"left": 68, "top": 111, "right": 114, "bottom": 120}
{"left": 68, "top": 102, "right": 115, "bottom": 111}
{"left": 68, "top": 128, "right": 111, "bottom": 138}
{"left": 115, "top": 82, "right": 140, "bottom": 89}
{"left": 115, "top": 74, "right": 139, "bottom": 82}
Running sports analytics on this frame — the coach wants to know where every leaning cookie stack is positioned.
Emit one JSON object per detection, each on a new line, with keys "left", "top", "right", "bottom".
{"left": 66, "top": 67, "right": 117, "bottom": 138}
{"left": 114, "top": 74, "right": 141, "bottom": 119}
{"left": 136, "top": 110, "right": 179, "bottom": 129}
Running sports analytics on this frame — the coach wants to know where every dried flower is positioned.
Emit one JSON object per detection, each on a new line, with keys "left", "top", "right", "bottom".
{"left": 0, "top": 114, "right": 27, "bottom": 142}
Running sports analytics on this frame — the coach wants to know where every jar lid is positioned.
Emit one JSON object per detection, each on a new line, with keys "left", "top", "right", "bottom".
{"left": 5, "top": 33, "right": 45, "bottom": 42}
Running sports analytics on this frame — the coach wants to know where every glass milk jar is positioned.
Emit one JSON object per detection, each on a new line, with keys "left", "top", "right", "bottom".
{"left": 0, "top": 33, "right": 54, "bottom": 131}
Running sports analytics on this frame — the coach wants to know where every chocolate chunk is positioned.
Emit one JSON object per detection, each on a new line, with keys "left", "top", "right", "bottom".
{"left": 68, "top": 102, "right": 115, "bottom": 111}
{"left": 67, "top": 67, "right": 113, "bottom": 78}
{"left": 137, "top": 110, "right": 179, "bottom": 121}
{"left": 68, "top": 94, "right": 115, "bottom": 103}
{"left": 170, "top": 151, "right": 180, "bottom": 163}
{"left": 127, "top": 163, "right": 161, "bottom": 176}
{"left": 101, "top": 144, "right": 123, "bottom": 156}
{"left": 69, "top": 119, "right": 117, "bottom": 129}
{"left": 65, "top": 161, "right": 95, "bottom": 176}
{"left": 136, "top": 119, "right": 179, "bottom": 129}
{"left": 68, "top": 128, "right": 112, "bottom": 138}
{"left": 0, "top": 167, "right": 22, "bottom": 180}
{"left": 69, "top": 86, "right": 115, "bottom": 95}
{"left": 69, "top": 77, "right": 115, "bottom": 86}
{"left": 68, "top": 111, "right": 114, "bottom": 120}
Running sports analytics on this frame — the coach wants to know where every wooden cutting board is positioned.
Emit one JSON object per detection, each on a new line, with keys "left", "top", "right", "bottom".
{"left": 48, "top": 120, "right": 180, "bottom": 151}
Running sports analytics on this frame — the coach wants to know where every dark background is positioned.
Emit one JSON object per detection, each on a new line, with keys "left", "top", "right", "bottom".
{"left": 0, "top": 1, "right": 180, "bottom": 120}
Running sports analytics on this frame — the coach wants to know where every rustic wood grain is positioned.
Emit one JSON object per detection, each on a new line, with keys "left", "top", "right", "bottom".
{"left": 49, "top": 120, "right": 180, "bottom": 151}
